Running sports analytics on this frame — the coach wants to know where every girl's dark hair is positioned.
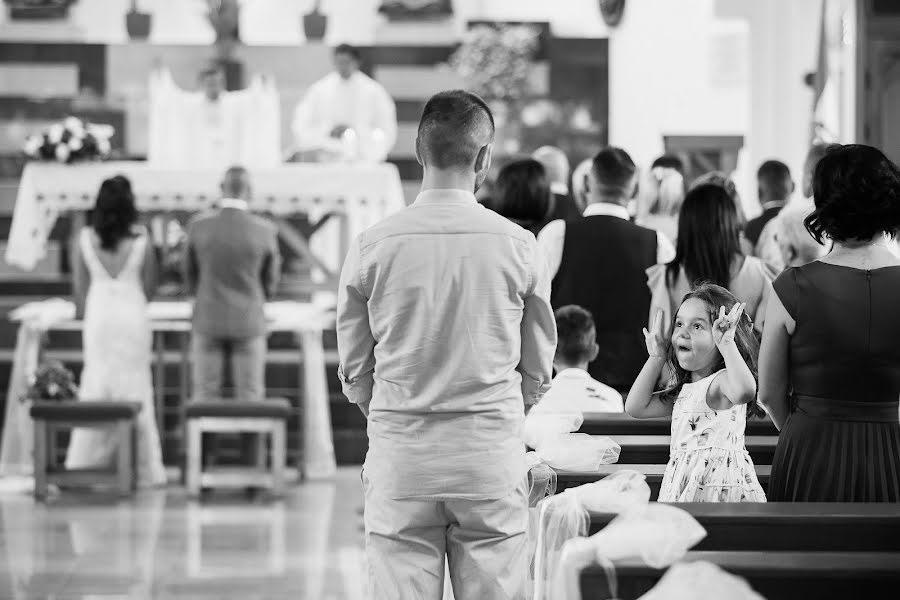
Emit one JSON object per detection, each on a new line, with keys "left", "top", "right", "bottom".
{"left": 659, "top": 283, "right": 764, "bottom": 418}
{"left": 668, "top": 183, "right": 744, "bottom": 289}
{"left": 495, "top": 158, "right": 552, "bottom": 230}
{"left": 92, "top": 175, "right": 137, "bottom": 251}
{"left": 804, "top": 144, "right": 900, "bottom": 243}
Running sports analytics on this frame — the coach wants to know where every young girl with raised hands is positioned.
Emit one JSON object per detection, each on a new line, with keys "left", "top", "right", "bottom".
{"left": 626, "top": 283, "right": 767, "bottom": 502}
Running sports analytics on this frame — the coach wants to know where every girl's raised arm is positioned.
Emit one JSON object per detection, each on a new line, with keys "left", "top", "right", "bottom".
{"left": 626, "top": 310, "right": 674, "bottom": 418}
{"left": 709, "top": 303, "right": 757, "bottom": 407}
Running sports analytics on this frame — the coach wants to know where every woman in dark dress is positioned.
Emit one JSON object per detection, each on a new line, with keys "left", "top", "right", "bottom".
{"left": 759, "top": 144, "right": 900, "bottom": 502}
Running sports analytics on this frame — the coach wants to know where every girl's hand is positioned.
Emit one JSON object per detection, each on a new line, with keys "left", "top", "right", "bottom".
{"left": 643, "top": 309, "right": 668, "bottom": 359}
{"left": 713, "top": 302, "right": 746, "bottom": 349}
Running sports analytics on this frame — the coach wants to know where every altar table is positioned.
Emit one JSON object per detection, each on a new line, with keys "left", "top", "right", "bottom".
{"left": 0, "top": 299, "right": 337, "bottom": 481}
{"left": 5, "top": 161, "right": 406, "bottom": 274}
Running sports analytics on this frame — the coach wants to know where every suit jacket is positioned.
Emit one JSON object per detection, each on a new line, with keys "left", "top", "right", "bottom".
{"left": 184, "top": 206, "right": 281, "bottom": 339}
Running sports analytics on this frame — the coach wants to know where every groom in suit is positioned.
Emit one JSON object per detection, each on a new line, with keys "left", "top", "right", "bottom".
{"left": 184, "top": 166, "right": 281, "bottom": 404}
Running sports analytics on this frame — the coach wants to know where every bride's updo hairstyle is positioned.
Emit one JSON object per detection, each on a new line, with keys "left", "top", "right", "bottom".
{"left": 805, "top": 144, "right": 900, "bottom": 244}
{"left": 92, "top": 175, "right": 138, "bottom": 250}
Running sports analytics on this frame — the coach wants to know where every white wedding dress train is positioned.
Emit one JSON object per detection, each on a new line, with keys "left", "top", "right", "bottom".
{"left": 65, "top": 228, "right": 166, "bottom": 487}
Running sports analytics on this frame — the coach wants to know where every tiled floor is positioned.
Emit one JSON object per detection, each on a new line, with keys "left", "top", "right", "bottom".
{"left": 0, "top": 468, "right": 367, "bottom": 599}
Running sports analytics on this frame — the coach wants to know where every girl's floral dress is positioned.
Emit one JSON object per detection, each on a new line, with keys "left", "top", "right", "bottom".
{"left": 658, "top": 370, "right": 767, "bottom": 502}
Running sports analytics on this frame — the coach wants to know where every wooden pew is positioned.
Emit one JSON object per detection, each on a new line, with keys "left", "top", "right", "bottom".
{"left": 579, "top": 412, "right": 778, "bottom": 436}
{"left": 580, "top": 551, "right": 900, "bottom": 600}
{"left": 554, "top": 464, "right": 772, "bottom": 498}
{"left": 579, "top": 434, "right": 778, "bottom": 465}
{"left": 588, "top": 503, "right": 900, "bottom": 551}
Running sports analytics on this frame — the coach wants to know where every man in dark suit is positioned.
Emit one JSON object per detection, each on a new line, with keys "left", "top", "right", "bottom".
{"left": 184, "top": 166, "right": 281, "bottom": 403}
{"left": 537, "top": 147, "right": 674, "bottom": 394}
{"left": 746, "top": 159, "right": 793, "bottom": 252}
{"left": 533, "top": 145, "right": 582, "bottom": 222}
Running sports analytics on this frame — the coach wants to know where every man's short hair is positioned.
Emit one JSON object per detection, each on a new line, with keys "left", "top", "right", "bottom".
{"left": 591, "top": 146, "right": 636, "bottom": 194}
{"left": 221, "top": 165, "right": 250, "bottom": 198}
{"left": 757, "top": 159, "right": 792, "bottom": 199}
{"left": 334, "top": 43, "right": 361, "bottom": 61}
{"left": 555, "top": 305, "right": 596, "bottom": 365}
{"left": 417, "top": 90, "right": 495, "bottom": 170}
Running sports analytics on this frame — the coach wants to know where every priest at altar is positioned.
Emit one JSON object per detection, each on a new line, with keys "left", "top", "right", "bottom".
{"left": 148, "top": 62, "right": 281, "bottom": 169}
{"left": 291, "top": 44, "right": 398, "bottom": 163}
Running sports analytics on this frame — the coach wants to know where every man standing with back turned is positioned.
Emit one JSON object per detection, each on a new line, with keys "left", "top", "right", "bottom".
{"left": 337, "top": 90, "right": 556, "bottom": 599}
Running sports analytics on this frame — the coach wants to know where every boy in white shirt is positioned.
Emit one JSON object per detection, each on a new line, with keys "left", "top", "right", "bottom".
{"left": 523, "top": 305, "right": 623, "bottom": 448}
{"left": 534, "top": 305, "right": 624, "bottom": 415}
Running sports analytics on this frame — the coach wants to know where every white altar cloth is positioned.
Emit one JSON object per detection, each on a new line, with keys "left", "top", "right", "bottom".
{"left": 0, "top": 299, "right": 337, "bottom": 481}
{"left": 5, "top": 161, "right": 406, "bottom": 274}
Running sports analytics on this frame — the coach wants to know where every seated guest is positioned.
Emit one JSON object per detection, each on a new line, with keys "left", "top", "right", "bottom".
{"left": 533, "top": 145, "right": 582, "bottom": 222}
{"left": 637, "top": 154, "right": 685, "bottom": 244}
{"left": 772, "top": 201, "right": 828, "bottom": 267}
{"left": 756, "top": 144, "right": 836, "bottom": 271}
{"left": 538, "top": 147, "right": 675, "bottom": 394}
{"left": 534, "top": 305, "right": 623, "bottom": 414}
{"left": 747, "top": 160, "right": 793, "bottom": 251}
{"left": 647, "top": 183, "right": 777, "bottom": 335}
{"left": 67, "top": 175, "right": 166, "bottom": 487}
{"left": 760, "top": 144, "right": 900, "bottom": 502}
{"left": 493, "top": 158, "right": 553, "bottom": 236}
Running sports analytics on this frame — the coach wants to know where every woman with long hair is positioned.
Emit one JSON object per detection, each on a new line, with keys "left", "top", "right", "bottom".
{"left": 66, "top": 175, "right": 166, "bottom": 487}
{"left": 646, "top": 182, "right": 777, "bottom": 335}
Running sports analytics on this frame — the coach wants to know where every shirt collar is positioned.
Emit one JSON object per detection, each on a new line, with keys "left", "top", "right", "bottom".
{"left": 550, "top": 182, "right": 569, "bottom": 196}
{"left": 414, "top": 189, "right": 479, "bottom": 206}
{"left": 554, "top": 368, "right": 592, "bottom": 379}
{"left": 220, "top": 198, "right": 249, "bottom": 211}
{"left": 583, "top": 202, "right": 630, "bottom": 220}
{"left": 761, "top": 200, "right": 787, "bottom": 211}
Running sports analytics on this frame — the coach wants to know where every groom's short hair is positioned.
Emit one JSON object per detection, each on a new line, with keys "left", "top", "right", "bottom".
{"left": 417, "top": 90, "right": 494, "bottom": 170}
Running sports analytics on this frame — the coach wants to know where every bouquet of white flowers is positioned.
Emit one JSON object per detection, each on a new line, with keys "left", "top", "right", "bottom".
{"left": 22, "top": 116, "right": 114, "bottom": 164}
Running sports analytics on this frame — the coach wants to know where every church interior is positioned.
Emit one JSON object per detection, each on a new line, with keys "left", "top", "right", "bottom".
{"left": 0, "top": 0, "right": 899, "bottom": 598}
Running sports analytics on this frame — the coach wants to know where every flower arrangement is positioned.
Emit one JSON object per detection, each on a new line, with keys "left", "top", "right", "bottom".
{"left": 449, "top": 24, "right": 540, "bottom": 101}
{"left": 22, "top": 116, "right": 114, "bottom": 164}
{"left": 24, "top": 360, "right": 79, "bottom": 403}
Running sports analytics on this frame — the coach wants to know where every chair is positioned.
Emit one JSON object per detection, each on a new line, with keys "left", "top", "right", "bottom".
{"left": 185, "top": 399, "right": 291, "bottom": 498}
{"left": 30, "top": 400, "right": 142, "bottom": 501}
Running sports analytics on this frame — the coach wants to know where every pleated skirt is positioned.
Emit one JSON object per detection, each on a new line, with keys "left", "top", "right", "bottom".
{"left": 768, "top": 408, "right": 900, "bottom": 502}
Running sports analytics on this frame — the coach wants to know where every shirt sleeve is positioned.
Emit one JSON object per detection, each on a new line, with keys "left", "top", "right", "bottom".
{"left": 535, "top": 219, "right": 566, "bottom": 280}
{"left": 656, "top": 230, "right": 676, "bottom": 265}
{"left": 518, "top": 243, "right": 557, "bottom": 407}
{"left": 292, "top": 84, "right": 337, "bottom": 152}
{"left": 336, "top": 236, "right": 376, "bottom": 407}
{"left": 772, "top": 267, "right": 799, "bottom": 321}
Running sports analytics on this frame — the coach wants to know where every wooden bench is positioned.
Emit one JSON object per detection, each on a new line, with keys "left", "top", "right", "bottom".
{"left": 555, "top": 464, "right": 772, "bottom": 498}
{"left": 589, "top": 503, "right": 900, "bottom": 551}
{"left": 30, "top": 401, "right": 142, "bottom": 500}
{"left": 581, "top": 551, "right": 900, "bottom": 600}
{"left": 579, "top": 412, "right": 778, "bottom": 436}
{"left": 563, "top": 434, "right": 777, "bottom": 465}
{"left": 185, "top": 399, "right": 291, "bottom": 498}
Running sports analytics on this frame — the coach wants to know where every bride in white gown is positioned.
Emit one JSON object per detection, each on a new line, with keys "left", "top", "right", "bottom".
{"left": 66, "top": 176, "right": 166, "bottom": 487}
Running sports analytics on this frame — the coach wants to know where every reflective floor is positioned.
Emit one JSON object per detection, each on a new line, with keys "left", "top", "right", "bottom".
{"left": 0, "top": 468, "right": 367, "bottom": 599}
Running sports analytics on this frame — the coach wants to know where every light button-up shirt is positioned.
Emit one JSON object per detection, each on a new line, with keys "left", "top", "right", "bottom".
{"left": 336, "top": 188, "right": 557, "bottom": 500}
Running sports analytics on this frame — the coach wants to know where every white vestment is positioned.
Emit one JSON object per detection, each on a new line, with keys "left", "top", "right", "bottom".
{"left": 292, "top": 71, "right": 397, "bottom": 163}
{"left": 148, "top": 68, "right": 281, "bottom": 169}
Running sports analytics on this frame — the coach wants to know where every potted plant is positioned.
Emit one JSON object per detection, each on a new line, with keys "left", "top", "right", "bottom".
{"left": 125, "top": 0, "right": 152, "bottom": 40}
{"left": 303, "top": 0, "right": 327, "bottom": 42}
